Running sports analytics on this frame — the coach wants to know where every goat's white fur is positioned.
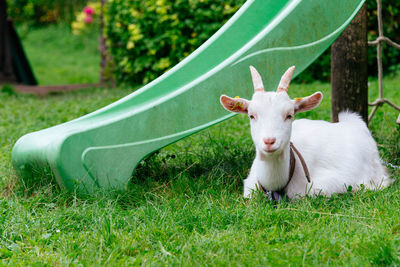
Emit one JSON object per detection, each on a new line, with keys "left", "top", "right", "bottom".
{"left": 220, "top": 66, "right": 392, "bottom": 198}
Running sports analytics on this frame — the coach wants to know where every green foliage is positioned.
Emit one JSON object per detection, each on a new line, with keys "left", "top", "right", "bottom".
{"left": 367, "top": 0, "right": 400, "bottom": 75}
{"left": 105, "top": 0, "right": 400, "bottom": 85}
{"left": 6, "top": 0, "right": 88, "bottom": 25}
{"left": 0, "top": 85, "right": 16, "bottom": 96}
{"left": 71, "top": 2, "right": 102, "bottom": 35}
{"left": 297, "top": 0, "right": 400, "bottom": 83}
{"left": 105, "top": 0, "right": 245, "bottom": 85}
{"left": 7, "top": 0, "right": 400, "bottom": 84}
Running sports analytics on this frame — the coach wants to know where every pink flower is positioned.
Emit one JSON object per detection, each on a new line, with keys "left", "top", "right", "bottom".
{"left": 83, "top": 6, "right": 95, "bottom": 15}
{"left": 84, "top": 15, "right": 93, "bottom": 24}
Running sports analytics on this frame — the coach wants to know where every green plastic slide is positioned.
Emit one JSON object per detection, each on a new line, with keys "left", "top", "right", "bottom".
{"left": 12, "top": 0, "right": 365, "bottom": 195}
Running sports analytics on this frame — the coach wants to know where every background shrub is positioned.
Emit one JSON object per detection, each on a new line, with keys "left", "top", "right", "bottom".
{"left": 7, "top": 0, "right": 87, "bottom": 25}
{"left": 297, "top": 0, "right": 400, "bottom": 83}
{"left": 105, "top": 0, "right": 400, "bottom": 85}
{"left": 105, "top": 0, "right": 245, "bottom": 85}
{"left": 7, "top": 0, "right": 400, "bottom": 84}
{"left": 367, "top": 0, "right": 400, "bottom": 76}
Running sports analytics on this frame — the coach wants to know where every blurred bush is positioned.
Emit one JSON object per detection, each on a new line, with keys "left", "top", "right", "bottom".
{"left": 8, "top": 0, "right": 400, "bottom": 84}
{"left": 105, "top": 0, "right": 245, "bottom": 85}
{"left": 71, "top": 2, "right": 101, "bottom": 35}
{"left": 7, "top": 0, "right": 88, "bottom": 25}
{"left": 105, "top": 0, "right": 400, "bottom": 85}
{"left": 367, "top": 0, "right": 400, "bottom": 77}
{"left": 297, "top": 0, "right": 400, "bottom": 83}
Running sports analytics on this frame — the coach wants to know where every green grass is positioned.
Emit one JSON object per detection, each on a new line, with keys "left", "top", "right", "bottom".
{"left": 17, "top": 24, "right": 100, "bottom": 85}
{"left": 0, "top": 25, "right": 400, "bottom": 265}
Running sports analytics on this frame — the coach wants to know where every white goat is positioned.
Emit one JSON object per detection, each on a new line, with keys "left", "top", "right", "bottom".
{"left": 220, "top": 66, "right": 392, "bottom": 199}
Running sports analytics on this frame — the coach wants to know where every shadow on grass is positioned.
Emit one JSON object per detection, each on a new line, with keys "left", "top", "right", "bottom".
{"left": 120, "top": 134, "right": 255, "bottom": 208}
{"left": 7, "top": 129, "right": 254, "bottom": 206}
{"left": 7, "top": 116, "right": 398, "bottom": 212}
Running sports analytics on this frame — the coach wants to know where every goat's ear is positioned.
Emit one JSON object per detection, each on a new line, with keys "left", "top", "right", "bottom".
{"left": 220, "top": 95, "right": 249, "bottom": 114}
{"left": 293, "top": 92, "right": 323, "bottom": 114}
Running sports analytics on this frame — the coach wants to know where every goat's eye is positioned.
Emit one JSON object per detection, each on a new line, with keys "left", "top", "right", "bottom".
{"left": 249, "top": 114, "right": 255, "bottom": 120}
{"left": 286, "top": 114, "right": 293, "bottom": 120}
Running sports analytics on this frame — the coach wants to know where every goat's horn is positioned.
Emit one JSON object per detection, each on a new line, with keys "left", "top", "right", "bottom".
{"left": 277, "top": 66, "right": 295, "bottom": 93}
{"left": 249, "top": 66, "right": 265, "bottom": 93}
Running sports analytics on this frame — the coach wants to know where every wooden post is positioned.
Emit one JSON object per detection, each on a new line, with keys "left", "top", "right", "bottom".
{"left": 331, "top": 3, "right": 368, "bottom": 123}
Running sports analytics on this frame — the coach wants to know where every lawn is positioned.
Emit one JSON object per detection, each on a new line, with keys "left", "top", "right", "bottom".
{"left": 17, "top": 24, "right": 100, "bottom": 85}
{"left": 0, "top": 24, "right": 399, "bottom": 265}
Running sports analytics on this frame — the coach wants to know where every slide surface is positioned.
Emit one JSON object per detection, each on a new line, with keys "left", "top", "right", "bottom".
{"left": 12, "top": 0, "right": 365, "bottom": 194}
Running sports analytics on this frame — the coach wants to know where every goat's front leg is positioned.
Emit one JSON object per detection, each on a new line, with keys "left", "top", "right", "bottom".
{"left": 243, "top": 167, "right": 259, "bottom": 198}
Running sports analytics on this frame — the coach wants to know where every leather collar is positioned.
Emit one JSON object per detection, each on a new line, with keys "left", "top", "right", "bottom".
{"left": 258, "top": 142, "right": 310, "bottom": 201}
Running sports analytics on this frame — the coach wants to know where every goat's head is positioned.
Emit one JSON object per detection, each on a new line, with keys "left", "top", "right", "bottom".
{"left": 220, "top": 66, "right": 323, "bottom": 157}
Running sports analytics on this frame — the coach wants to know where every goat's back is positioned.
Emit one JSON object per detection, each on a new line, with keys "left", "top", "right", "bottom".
{"left": 290, "top": 112, "right": 390, "bottom": 196}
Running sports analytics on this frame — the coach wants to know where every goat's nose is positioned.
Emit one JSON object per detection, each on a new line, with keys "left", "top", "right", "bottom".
{"left": 263, "top": 138, "right": 276, "bottom": 146}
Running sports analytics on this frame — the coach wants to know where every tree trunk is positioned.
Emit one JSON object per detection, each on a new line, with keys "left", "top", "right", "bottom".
{"left": 99, "top": 0, "right": 108, "bottom": 85}
{"left": 0, "top": 0, "right": 15, "bottom": 82}
{"left": 331, "top": 3, "right": 368, "bottom": 123}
